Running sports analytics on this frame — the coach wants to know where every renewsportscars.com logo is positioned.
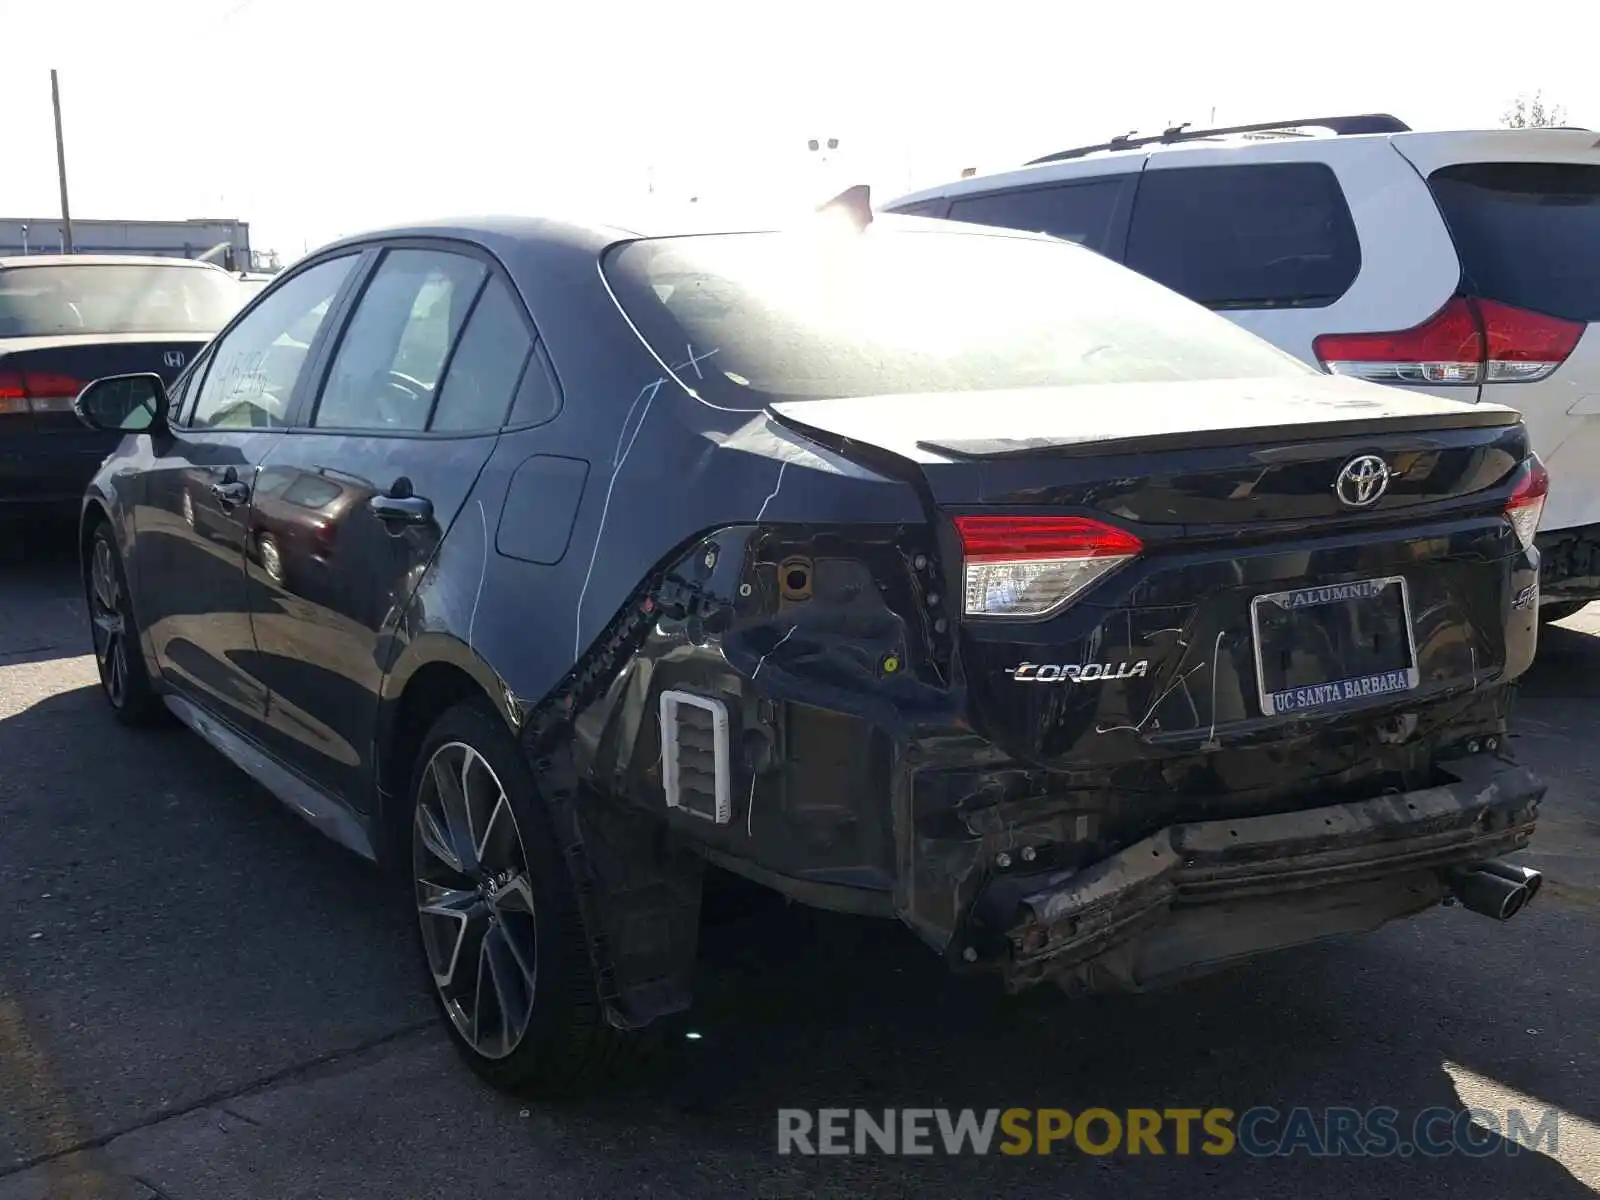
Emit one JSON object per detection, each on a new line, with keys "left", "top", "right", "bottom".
{"left": 776, "top": 1106, "right": 1563, "bottom": 1158}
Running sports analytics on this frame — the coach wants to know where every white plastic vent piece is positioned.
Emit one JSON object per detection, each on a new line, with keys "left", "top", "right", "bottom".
{"left": 659, "top": 690, "right": 732, "bottom": 825}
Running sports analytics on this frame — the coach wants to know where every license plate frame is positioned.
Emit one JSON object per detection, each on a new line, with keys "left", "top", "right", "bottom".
{"left": 1250, "top": 575, "right": 1420, "bottom": 717}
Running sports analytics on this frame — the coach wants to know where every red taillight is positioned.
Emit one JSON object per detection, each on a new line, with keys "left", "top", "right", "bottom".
{"left": 954, "top": 515, "right": 1143, "bottom": 618}
{"left": 0, "top": 371, "right": 25, "bottom": 415}
{"left": 22, "top": 371, "right": 83, "bottom": 398}
{"left": 0, "top": 369, "right": 85, "bottom": 415}
{"left": 1506, "top": 456, "right": 1550, "bottom": 551}
{"left": 1313, "top": 296, "right": 1583, "bottom": 386}
{"left": 1478, "top": 299, "right": 1585, "bottom": 382}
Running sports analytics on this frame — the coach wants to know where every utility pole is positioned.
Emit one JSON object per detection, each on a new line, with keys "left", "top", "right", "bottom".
{"left": 50, "top": 70, "right": 74, "bottom": 253}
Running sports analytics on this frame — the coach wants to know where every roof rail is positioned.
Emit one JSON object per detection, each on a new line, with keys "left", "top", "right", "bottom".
{"left": 1025, "top": 114, "right": 1411, "bottom": 165}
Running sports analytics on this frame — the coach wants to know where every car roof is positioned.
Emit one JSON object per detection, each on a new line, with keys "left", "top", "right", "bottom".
{"left": 307, "top": 202, "right": 956, "bottom": 262}
{"left": 886, "top": 133, "right": 1401, "bottom": 207}
{"left": 887, "top": 123, "right": 1600, "bottom": 208}
{"left": 0, "top": 253, "right": 234, "bottom": 271}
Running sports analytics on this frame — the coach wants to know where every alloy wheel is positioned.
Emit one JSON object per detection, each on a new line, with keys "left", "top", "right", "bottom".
{"left": 89, "top": 538, "right": 129, "bottom": 708}
{"left": 259, "top": 535, "right": 284, "bottom": 584}
{"left": 413, "top": 741, "right": 540, "bottom": 1061}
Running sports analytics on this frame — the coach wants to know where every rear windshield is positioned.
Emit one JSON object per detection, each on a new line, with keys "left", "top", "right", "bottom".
{"left": 602, "top": 226, "right": 1313, "bottom": 407}
{"left": 0, "top": 263, "right": 243, "bottom": 336}
{"left": 1429, "top": 162, "right": 1600, "bottom": 324}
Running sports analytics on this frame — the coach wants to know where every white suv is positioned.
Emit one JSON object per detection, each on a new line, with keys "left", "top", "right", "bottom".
{"left": 883, "top": 114, "right": 1600, "bottom": 620}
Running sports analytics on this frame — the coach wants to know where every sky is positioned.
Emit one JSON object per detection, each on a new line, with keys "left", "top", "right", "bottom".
{"left": 5, "top": 0, "right": 1596, "bottom": 262}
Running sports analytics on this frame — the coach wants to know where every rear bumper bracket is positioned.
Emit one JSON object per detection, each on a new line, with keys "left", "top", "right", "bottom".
{"left": 968, "top": 756, "right": 1543, "bottom": 992}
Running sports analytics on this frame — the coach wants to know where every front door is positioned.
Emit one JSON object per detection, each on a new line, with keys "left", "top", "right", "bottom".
{"left": 246, "top": 244, "right": 534, "bottom": 809}
{"left": 133, "top": 253, "right": 363, "bottom": 738}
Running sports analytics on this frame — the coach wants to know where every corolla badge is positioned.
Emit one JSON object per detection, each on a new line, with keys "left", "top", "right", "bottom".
{"left": 1005, "top": 660, "right": 1150, "bottom": 683}
{"left": 1335, "top": 454, "right": 1390, "bottom": 508}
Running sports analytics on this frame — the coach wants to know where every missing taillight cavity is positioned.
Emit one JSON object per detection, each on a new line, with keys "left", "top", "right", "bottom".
{"left": 955, "top": 514, "right": 1143, "bottom": 619}
{"left": 1313, "top": 296, "right": 1583, "bottom": 386}
{"left": 1505, "top": 456, "right": 1550, "bottom": 552}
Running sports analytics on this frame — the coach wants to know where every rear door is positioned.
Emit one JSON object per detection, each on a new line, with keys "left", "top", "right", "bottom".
{"left": 244, "top": 242, "right": 527, "bottom": 810}
{"left": 1389, "top": 132, "right": 1600, "bottom": 536}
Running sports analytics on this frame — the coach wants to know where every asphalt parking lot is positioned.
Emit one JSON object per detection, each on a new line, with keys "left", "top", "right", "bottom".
{"left": 1, "top": 529, "right": 1596, "bottom": 1199}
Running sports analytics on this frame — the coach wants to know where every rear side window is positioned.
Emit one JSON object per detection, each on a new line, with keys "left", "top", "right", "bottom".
{"left": 430, "top": 277, "right": 534, "bottom": 431}
{"left": 947, "top": 180, "right": 1125, "bottom": 253}
{"left": 1429, "top": 162, "right": 1600, "bottom": 324}
{"left": 1124, "top": 163, "right": 1360, "bottom": 309}
{"left": 885, "top": 199, "right": 948, "bottom": 219}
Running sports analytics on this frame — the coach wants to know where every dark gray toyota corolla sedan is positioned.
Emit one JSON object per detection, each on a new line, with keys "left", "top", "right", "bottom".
{"left": 73, "top": 202, "right": 1547, "bottom": 1096}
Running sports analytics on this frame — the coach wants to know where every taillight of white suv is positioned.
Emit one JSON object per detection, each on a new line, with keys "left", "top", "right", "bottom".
{"left": 1312, "top": 296, "right": 1584, "bottom": 386}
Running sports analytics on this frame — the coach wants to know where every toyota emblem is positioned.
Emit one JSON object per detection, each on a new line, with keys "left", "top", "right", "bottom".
{"left": 1335, "top": 454, "right": 1391, "bottom": 508}
{"left": 163, "top": 350, "right": 186, "bottom": 369}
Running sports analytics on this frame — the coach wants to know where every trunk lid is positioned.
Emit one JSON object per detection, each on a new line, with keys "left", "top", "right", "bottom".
{"left": 0, "top": 333, "right": 209, "bottom": 432}
{"left": 770, "top": 375, "right": 1524, "bottom": 523}
{"left": 771, "top": 374, "right": 1536, "bottom": 769}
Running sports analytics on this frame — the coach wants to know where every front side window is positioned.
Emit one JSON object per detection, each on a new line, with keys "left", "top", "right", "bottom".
{"left": 0, "top": 263, "right": 243, "bottom": 337}
{"left": 313, "top": 249, "right": 487, "bottom": 432}
{"left": 602, "top": 226, "right": 1312, "bottom": 410}
{"left": 1123, "top": 163, "right": 1361, "bottom": 309}
{"left": 946, "top": 180, "right": 1125, "bottom": 253}
{"left": 166, "top": 352, "right": 203, "bottom": 425}
{"left": 188, "top": 255, "right": 357, "bottom": 430}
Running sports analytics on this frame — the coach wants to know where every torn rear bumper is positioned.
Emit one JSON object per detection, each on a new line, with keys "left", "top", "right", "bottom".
{"left": 1537, "top": 522, "right": 1600, "bottom": 603}
{"left": 964, "top": 757, "right": 1543, "bottom": 993}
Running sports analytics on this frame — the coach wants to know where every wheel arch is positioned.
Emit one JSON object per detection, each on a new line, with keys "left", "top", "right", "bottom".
{"left": 78, "top": 493, "right": 112, "bottom": 559}
{"left": 373, "top": 633, "right": 527, "bottom": 867}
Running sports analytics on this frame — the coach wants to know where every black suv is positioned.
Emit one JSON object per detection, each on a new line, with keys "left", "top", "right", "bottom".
{"left": 73, "top": 209, "right": 1546, "bottom": 1095}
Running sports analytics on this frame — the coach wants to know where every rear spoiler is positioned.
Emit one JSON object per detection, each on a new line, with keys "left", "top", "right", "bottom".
{"left": 918, "top": 407, "right": 1524, "bottom": 460}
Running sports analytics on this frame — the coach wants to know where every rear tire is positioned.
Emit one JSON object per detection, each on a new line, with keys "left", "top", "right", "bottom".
{"left": 406, "top": 700, "right": 638, "bottom": 1097}
{"left": 1539, "top": 600, "right": 1588, "bottom": 624}
{"left": 85, "top": 524, "right": 167, "bottom": 727}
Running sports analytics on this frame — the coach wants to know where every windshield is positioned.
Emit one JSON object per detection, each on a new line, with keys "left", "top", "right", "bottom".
{"left": 0, "top": 263, "right": 243, "bottom": 336}
{"left": 602, "top": 224, "right": 1314, "bottom": 407}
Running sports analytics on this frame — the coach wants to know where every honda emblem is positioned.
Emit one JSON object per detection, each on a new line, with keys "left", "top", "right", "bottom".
{"left": 163, "top": 350, "right": 186, "bottom": 369}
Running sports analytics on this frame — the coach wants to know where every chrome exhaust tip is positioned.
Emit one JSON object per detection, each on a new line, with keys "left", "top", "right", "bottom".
{"left": 1471, "top": 859, "right": 1543, "bottom": 904}
{"left": 1444, "top": 861, "right": 1541, "bottom": 921}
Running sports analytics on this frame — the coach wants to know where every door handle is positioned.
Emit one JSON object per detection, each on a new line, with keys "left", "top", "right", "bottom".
{"left": 210, "top": 480, "right": 250, "bottom": 506}
{"left": 369, "top": 493, "right": 434, "bottom": 524}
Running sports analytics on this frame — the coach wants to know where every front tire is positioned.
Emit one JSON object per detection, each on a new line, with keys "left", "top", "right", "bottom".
{"left": 407, "top": 701, "right": 636, "bottom": 1096}
{"left": 85, "top": 524, "right": 166, "bottom": 727}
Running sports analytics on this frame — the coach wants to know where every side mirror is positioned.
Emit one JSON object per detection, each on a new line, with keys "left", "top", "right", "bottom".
{"left": 74, "top": 373, "right": 170, "bottom": 434}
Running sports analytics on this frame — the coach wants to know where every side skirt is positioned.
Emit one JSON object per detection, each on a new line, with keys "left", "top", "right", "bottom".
{"left": 164, "top": 695, "right": 377, "bottom": 861}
